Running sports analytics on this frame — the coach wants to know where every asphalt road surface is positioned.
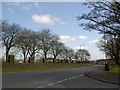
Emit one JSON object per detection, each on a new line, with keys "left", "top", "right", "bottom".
{"left": 2, "top": 65, "right": 119, "bottom": 88}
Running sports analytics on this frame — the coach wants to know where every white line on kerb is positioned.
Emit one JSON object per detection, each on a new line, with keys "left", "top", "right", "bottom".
{"left": 38, "top": 86, "right": 45, "bottom": 88}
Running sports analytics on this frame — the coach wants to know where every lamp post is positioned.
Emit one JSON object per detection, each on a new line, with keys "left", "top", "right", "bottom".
{"left": 80, "top": 44, "right": 85, "bottom": 62}
{"left": 80, "top": 44, "right": 85, "bottom": 49}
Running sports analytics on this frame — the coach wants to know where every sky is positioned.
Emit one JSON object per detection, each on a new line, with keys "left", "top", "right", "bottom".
{"left": 1, "top": 1, "right": 105, "bottom": 60}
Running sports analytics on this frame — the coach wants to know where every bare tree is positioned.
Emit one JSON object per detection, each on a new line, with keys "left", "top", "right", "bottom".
{"left": 82, "top": 49, "right": 91, "bottom": 61}
{"left": 77, "top": 2, "right": 120, "bottom": 65}
{"left": 38, "top": 29, "right": 53, "bottom": 63}
{"left": 16, "top": 28, "right": 30, "bottom": 63}
{"left": 59, "top": 46, "right": 70, "bottom": 63}
{"left": 67, "top": 48, "right": 75, "bottom": 63}
{"left": 50, "top": 35, "right": 64, "bottom": 63}
{"left": 98, "top": 34, "right": 120, "bottom": 65}
{"left": 75, "top": 49, "right": 90, "bottom": 62}
{"left": 77, "top": 2, "right": 120, "bottom": 36}
{"left": 27, "top": 30, "right": 40, "bottom": 60}
{"left": 1, "top": 21, "right": 21, "bottom": 62}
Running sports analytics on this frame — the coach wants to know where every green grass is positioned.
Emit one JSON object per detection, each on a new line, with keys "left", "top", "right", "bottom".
{"left": 2, "top": 68, "right": 49, "bottom": 73}
{"left": 2, "top": 63, "right": 91, "bottom": 73}
{"left": 0, "top": 69, "right": 2, "bottom": 73}
{"left": 109, "top": 65, "right": 120, "bottom": 74}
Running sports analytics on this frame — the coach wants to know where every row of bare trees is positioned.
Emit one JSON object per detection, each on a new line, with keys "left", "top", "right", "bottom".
{"left": 0, "top": 20, "right": 90, "bottom": 63}
{"left": 77, "top": 2, "right": 120, "bottom": 66}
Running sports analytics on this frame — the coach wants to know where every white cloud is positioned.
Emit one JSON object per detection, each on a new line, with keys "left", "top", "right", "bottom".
{"left": 89, "top": 39, "right": 100, "bottom": 45}
{"left": 32, "top": 14, "right": 54, "bottom": 25}
{"left": 74, "top": 46, "right": 88, "bottom": 50}
{"left": 72, "top": 46, "right": 88, "bottom": 52}
{"left": 78, "top": 35, "right": 87, "bottom": 39}
{"left": 59, "top": 35, "right": 76, "bottom": 43}
{"left": 89, "top": 48, "right": 105, "bottom": 60}
{"left": 59, "top": 35, "right": 88, "bottom": 43}
{"left": 32, "top": 14, "right": 66, "bottom": 25}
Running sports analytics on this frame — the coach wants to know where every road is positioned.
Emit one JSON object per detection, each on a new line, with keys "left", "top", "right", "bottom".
{"left": 2, "top": 65, "right": 119, "bottom": 88}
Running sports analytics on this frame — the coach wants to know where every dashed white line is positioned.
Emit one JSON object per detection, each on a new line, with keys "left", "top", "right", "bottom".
{"left": 37, "top": 74, "right": 85, "bottom": 88}
{"left": 63, "top": 79, "right": 68, "bottom": 81}
{"left": 38, "top": 86, "right": 45, "bottom": 88}
{"left": 80, "top": 74, "right": 85, "bottom": 76}
{"left": 71, "top": 76, "right": 76, "bottom": 79}
{"left": 61, "top": 79, "right": 68, "bottom": 82}
{"left": 68, "top": 77, "right": 72, "bottom": 80}
{"left": 56, "top": 80, "right": 64, "bottom": 83}
{"left": 48, "top": 83, "right": 54, "bottom": 86}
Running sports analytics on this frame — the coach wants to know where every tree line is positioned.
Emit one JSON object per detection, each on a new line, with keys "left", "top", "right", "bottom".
{"left": 77, "top": 2, "right": 120, "bottom": 66}
{"left": 0, "top": 20, "right": 90, "bottom": 63}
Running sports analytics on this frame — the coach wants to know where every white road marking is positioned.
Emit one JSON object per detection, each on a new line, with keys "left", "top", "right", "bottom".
{"left": 71, "top": 76, "right": 76, "bottom": 79}
{"left": 68, "top": 77, "right": 72, "bottom": 80}
{"left": 56, "top": 78, "right": 69, "bottom": 83}
{"left": 60, "top": 79, "right": 68, "bottom": 82}
{"left": 56, "top": 80, "right": 64, "bottom": 83}
{"left": 37, "top": 74, "right": 84, "bottom": 88}
{"left": 63, "top": 79, "right": 68, "bottom": 81}
{"left": 80, "top": 74, "right": 85, "bottom": 76}
{"left": 38, "top": 86, "right": 45, "bottom": 88}
{"left": 48, "top": 83, "right": 54, "bottom": 86}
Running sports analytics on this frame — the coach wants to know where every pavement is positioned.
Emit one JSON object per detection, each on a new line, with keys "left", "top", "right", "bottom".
{"left": 86, "top": 65, "right": 120, "bottom": 85}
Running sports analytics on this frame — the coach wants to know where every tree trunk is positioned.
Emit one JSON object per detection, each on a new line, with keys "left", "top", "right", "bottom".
{"left": 23, "top": 51, "right": 28, "bottom": 63}
{"left": 61, "top": 60, "right": 62, "bottom": 63}
{"left": 53, "top": 58, "right": 55, "bottom": 63}
{"left": 43, "top": 52, "right": 47, "bottom": 63}
{"left": 53, "top": 56, "right": 56, "bottom": 63}
{"left": 6, "top": 48, "right": 9, "bottom": 63}
{"left": 23, "top": 52, "right": 26, "bottom": 63}
{"left": 30, "top": 54, "right": 34, "bottom": 61}
{"left": 69, "top": 58, "right": 72, "bottom": 63}
{"left": 42, "top": 58, "right": 45, "bottom": 63}
{"left": 45, "top": 52, "right": 47, "bottom": 59}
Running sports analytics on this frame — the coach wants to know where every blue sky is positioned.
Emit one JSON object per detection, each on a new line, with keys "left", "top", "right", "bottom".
{"left": 1, "top": 2, "right": 105, "bottom": 60}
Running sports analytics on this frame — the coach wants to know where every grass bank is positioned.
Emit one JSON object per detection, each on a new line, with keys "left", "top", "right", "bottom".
{"left": 109, "top": 65, "right": 120, "bottom": 74}
{"left": 2, "top": 63, "right": 91, "bottom": 73}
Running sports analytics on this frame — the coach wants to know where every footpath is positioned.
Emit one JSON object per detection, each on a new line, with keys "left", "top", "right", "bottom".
{"left": 85, "top": 65, "right": 120, "bottom": 85}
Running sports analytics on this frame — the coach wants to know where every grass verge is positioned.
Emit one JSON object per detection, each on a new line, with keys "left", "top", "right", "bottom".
{"left": 109, "top": 65, "right": 120, "bottom": 74}
{"left": 2, "top": 63, "right": 91, "bottom": 73}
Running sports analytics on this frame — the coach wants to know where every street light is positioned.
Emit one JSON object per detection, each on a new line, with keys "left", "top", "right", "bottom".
{"left": 80, "top": 44, "right": 85, "bottom": 62}
{"left": 80, "top": 44, "right": 85, "bottom": 49}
